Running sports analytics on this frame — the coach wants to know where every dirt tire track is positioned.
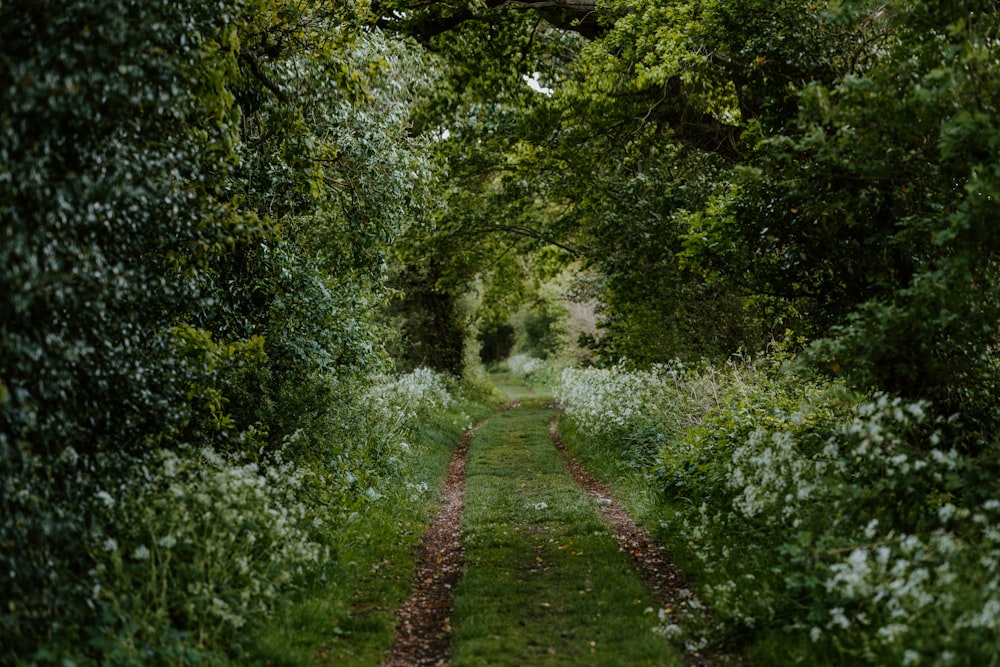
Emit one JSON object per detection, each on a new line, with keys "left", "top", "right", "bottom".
{"left": 381, "top": 402, "right": 519, "bottom": 667}
{"left": 547, "top": 413, "right": 743, "bottom": 667}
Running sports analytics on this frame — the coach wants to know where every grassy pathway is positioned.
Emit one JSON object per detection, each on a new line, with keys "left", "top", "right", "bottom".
{"left": 449, "top": 402, "right": 683, "bottom": 666}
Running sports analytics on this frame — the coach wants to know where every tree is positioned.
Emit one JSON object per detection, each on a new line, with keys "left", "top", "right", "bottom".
{"left": 388, "top": 0, "right": 1000, "bottom": 415}
{"left": 1, "top": 0, "right": 259, "bottom": 652}
{"left": 0, "top": 1, "right": 436, "bottom": 659}
{"left": 786, "top": 2, "right": 1000, "bottom": 419}
{"left": 384, "top": 0, "right": 858, "bottom": 365}
{"left": 204, "top": 17, "right": 436, "bottom": 452}
{"left": 375, "top": 0, "right": 606, "bottom": 41}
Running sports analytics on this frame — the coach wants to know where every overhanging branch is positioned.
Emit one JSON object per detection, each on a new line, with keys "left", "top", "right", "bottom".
{"left": 239, "top": 49, "right": 289, "bottom": 104}
{"left": 373, "top": 0, "right": 603, "bottom": 41}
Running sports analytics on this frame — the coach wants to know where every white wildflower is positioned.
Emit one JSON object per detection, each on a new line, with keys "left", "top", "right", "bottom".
{"left": 938, "top": 504, "right": 956, "bottom": 524}
{"left": 95, "top": 490, "right": 115, "bottom": 508}
{"left": 829, "top": 607, "right": 850, "bottom": 629}
{"left": 877, "top": 623, "right": 908, "bottom": 641}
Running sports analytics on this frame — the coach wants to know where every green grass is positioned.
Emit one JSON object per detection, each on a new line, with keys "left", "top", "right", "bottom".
{"left": 488, "top": 370, "right": 545, "bottom": 402}
{"left": 486, "top": 361, "right": 565, "bottom": 403}
{"left": 557, "top": 415, "right": 761, "bottom": 665}
{"left": 555, "top": 416, "right": 663, "bottom": 528}
{"left": 451, "top": 403, "right": 683, "bottom": 667}
{"left": 243, "top": 398, "right": 496, "bottom": 666}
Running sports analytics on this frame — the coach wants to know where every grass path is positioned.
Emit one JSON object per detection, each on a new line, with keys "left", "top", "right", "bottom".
{"left": 449, "top": 402, "right": 683, "bottom": 666}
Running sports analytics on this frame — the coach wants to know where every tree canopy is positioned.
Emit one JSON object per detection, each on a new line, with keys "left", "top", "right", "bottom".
{"left": 3, "top": 0, "right": 1000, "bottom": 662}
{"left": 385, "top": 0, "right": 1000, "bottom": 412}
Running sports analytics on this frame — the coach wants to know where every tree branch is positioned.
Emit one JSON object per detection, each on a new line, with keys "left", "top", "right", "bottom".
{"left": 239, "top": 49, "right": 289, "bottom": 104}
{"left": 485, "top": 223, "right": 583, "bottom": 257}
{"left": 373, "top": 0, "right": 603, "bottom": 42}
{"left": 613, "top": 76, "right": 742, "bottom": 160}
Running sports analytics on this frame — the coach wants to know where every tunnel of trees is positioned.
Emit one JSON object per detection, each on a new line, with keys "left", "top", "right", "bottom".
{"left": 2, "top": 0, "right": 999, "bottom": 664}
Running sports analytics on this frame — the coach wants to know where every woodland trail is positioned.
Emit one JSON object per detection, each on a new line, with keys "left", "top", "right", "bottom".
{"left": 380, "top": 414, "right": 488, "bottom": 667}
{"left": 383, "top": 395, "right": 738, "bottom": 666}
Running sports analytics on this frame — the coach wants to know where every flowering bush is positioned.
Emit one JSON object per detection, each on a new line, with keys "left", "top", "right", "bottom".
{"left": 1, "top": 442, "right": 326, "bottom": 663}
{"left": 506, "top": 354, "right": 546, "bottom": 380}
{"left": 558, "top": 360, "right": 718, "bottom": 468}
{"left": 713, "top": 392, "right": 1000, "bottom": 665}
{"left": 306, "top": 368, "right": 458, "bottom": 517}
{"left": 558, "top": 359, "right": 1000, "bottom": 665}
{"left": 0, "top": 367, "right": 457, "bottom": 664}
{"left": 367, "top": 367, "right": 455, "bottom": 425}
{"left": 86, "top": 446, "right": 326, "bottom": 661}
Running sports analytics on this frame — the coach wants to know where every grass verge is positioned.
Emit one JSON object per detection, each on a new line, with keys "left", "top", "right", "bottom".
{"left": 554, "top": 416, "right": 663, "bottom": 529}
{"left": 557, "top": 414, "right": 754, "bottom": 664}
{"left": 451, "top": 402, "right": 683, "bottom": 667}
{"left": 242, "top": 396, "right": 496, "bottom": 666}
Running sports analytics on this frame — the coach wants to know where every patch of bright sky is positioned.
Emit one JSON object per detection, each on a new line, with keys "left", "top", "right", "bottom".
{"left": 524, "top": 72, "right": 553, "bottom": 96}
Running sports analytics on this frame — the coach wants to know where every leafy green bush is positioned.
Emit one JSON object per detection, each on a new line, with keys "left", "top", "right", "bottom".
{"left": 558, "top": 358, "right": 1000, "bottom": 665}
{"left": 85, "top": 446, "right": 326, "bottom": 663}
{"left": 0, "top": 1, "right": 259, "bottom": 658}
{"left": 0, "top": 1, "right": 438, "bottom": 662}
{"left": 686, "top": 389, "right": 1000, "bottom": 666}
{"left": 655, "top": 358, "right": 839, "bottom": 503}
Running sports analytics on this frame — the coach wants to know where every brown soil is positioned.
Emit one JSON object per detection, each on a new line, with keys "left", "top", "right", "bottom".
{"left": 380, "top": 424, "right": 479, "bottom": 666}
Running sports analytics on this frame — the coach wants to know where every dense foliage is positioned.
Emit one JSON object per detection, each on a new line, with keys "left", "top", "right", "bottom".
{"left": 387, "top": 0, "right": 1000, "bottom": 399}
{"left": 0, "top": 1, "right": 439, "bottom": 662}
{"left": 558, "top": 361, "right": 1000, "bottom": 665}
{"left": 4, "top": 0, "right": 999, "bottom": 664}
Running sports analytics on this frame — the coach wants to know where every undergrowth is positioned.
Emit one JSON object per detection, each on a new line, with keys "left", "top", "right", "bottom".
{"left": 2, "top": 370, "right": 496, "bottom": 666}
{"left": 246, "top": 385, "right": 496, "bottom": 666}
{"left": 557, "top": 357, "right": 1000, "bottom": 666}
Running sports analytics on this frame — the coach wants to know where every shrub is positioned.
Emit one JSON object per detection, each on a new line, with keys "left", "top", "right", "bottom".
{"left": 506, "top": 354, "right": 546, "bottom": 380}
{"left": 558, "top": 357, "right": 1000, "bottom": 665}
{"left": 0, "top": 1, "right": 259, "bottom": 657}
{"left": 85, "top": 446, "right": 326, "bottom": 663}
{"left": 558, "top": 359, "right": 724, "bottom": 469}
{"left": 314, "top": 369, "right": 458, "bottom": 515}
